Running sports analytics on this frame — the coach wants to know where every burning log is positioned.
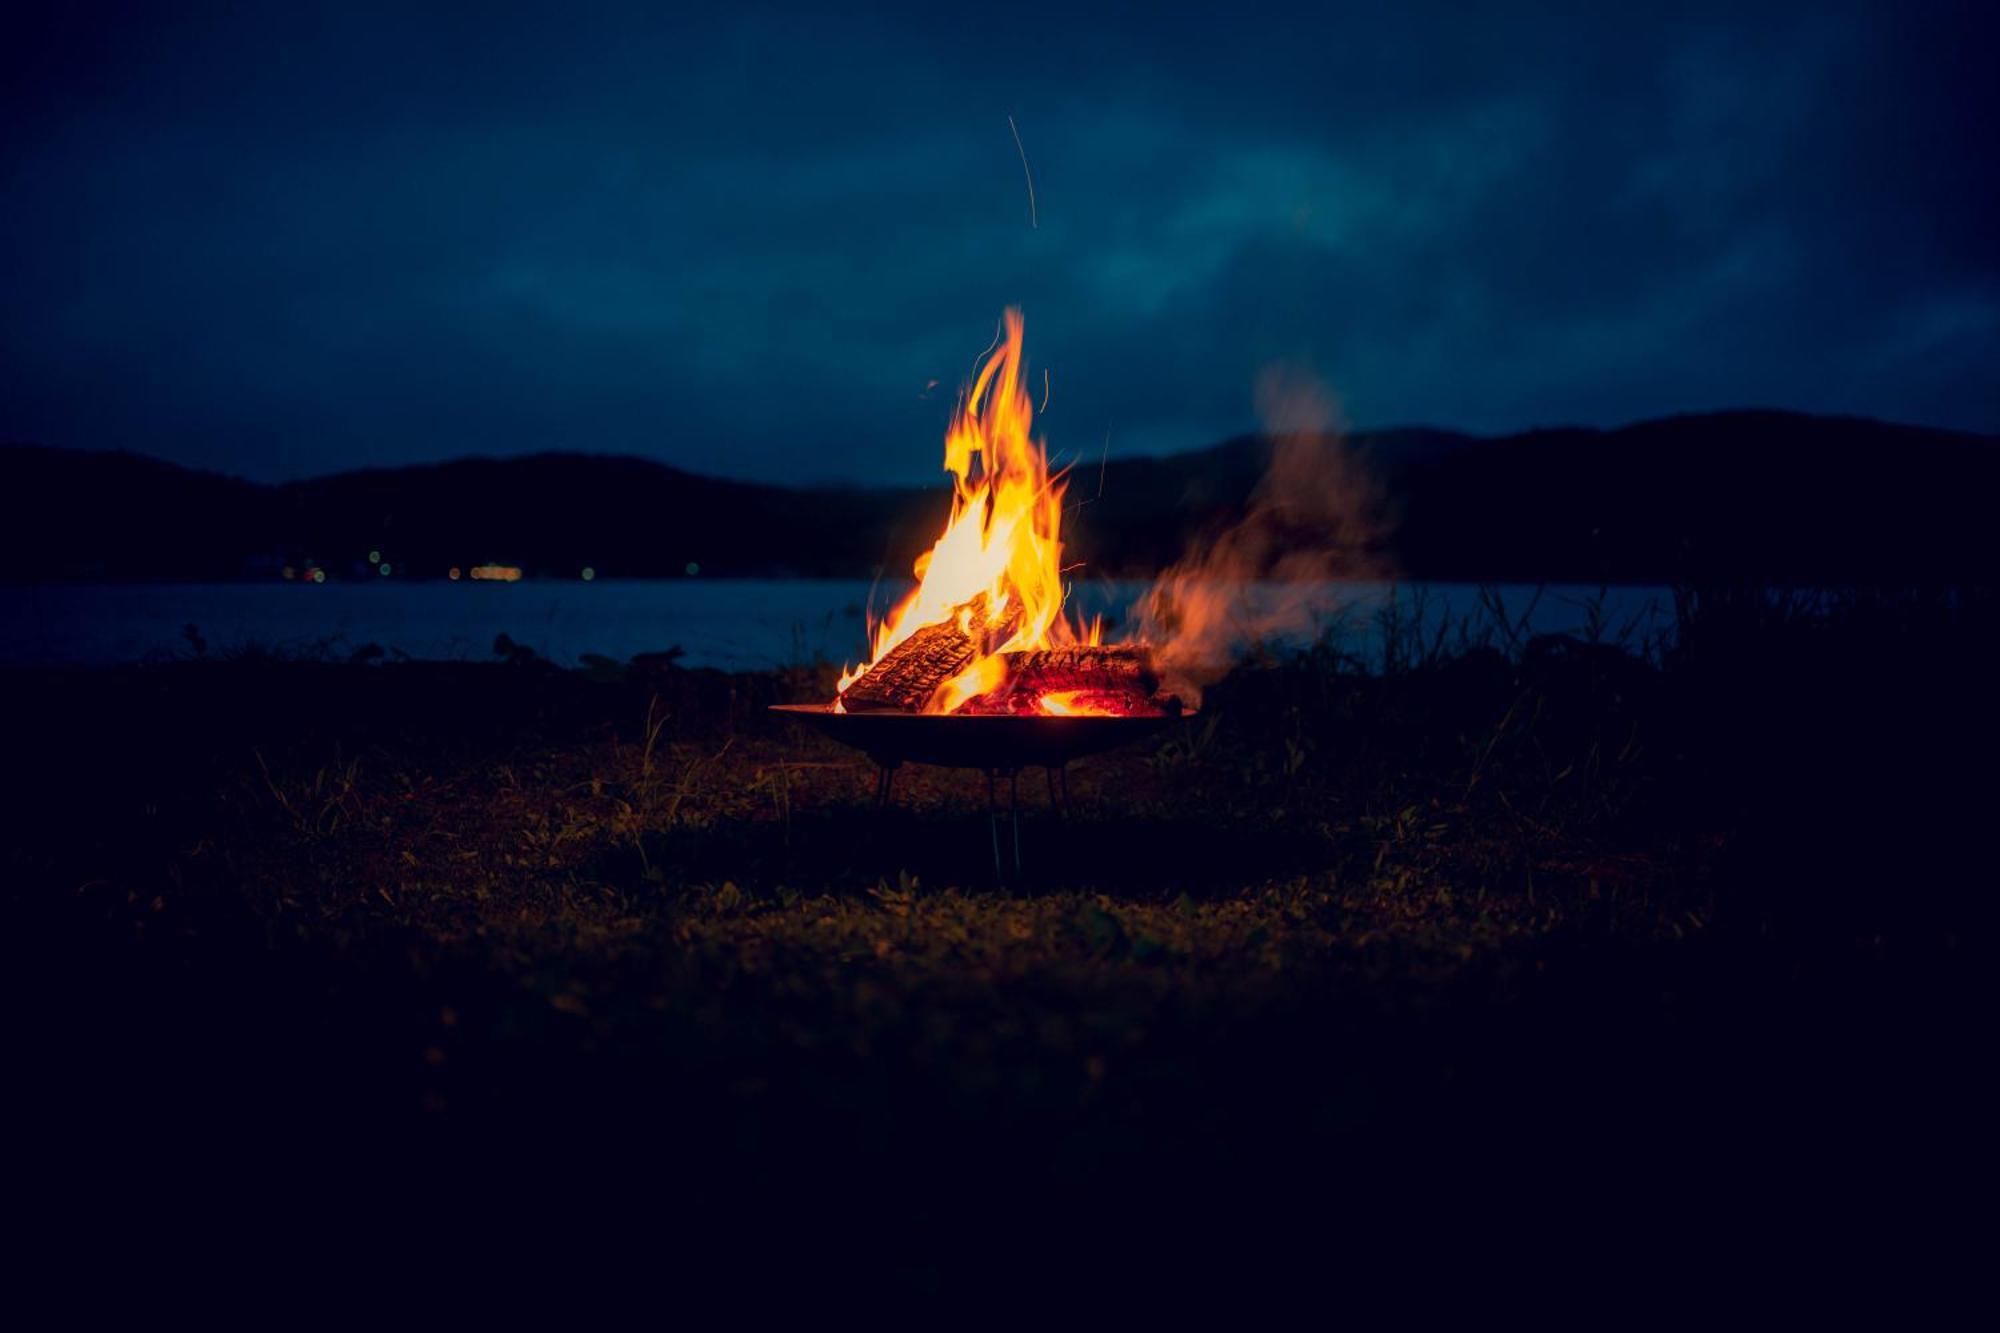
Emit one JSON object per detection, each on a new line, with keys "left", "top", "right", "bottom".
{"left": 996, "top": 645, "right": 1157, "bottom": 697}
{"left": 955, "top": 643, "right": 1182, "bottom": 716}
{"left": 840, "top": 594, "right": 1023, "bottom": 713}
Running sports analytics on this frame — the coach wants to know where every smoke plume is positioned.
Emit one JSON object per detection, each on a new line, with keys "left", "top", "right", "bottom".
{"left": 1132, "top": 364, "right": 1391, "bottom": 705}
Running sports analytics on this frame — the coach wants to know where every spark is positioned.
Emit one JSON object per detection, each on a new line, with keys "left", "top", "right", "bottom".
{"left": 1040, "top": 368, "right": 1051, "bottom": 413}
{"left": 1064, "top": 430, "right": 1114, "bottom": 516}
{"left": 1008, "top": 114, "right": 1038, "bottom": 229}
{"left": 968, "top": 316, "right": 1006, "bottom": 383}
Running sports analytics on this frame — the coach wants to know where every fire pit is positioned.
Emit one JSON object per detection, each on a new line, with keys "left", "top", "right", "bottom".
{"left": 773, "top": 308, "right": 1189, "bottom": 874}
{"left": 770, "top": 702, "right": 1178, "bottom": 773}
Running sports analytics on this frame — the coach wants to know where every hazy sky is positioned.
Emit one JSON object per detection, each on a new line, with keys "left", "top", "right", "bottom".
{"left": 3, "top": 1, "right": 1994, "bottom": 482}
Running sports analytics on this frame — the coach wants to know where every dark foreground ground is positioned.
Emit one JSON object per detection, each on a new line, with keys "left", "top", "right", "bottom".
{"left": 3, "top": 589, "right": 1990, "bottom": 1287}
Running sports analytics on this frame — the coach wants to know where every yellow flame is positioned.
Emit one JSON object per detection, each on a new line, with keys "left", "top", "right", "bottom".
{"left": 930, "top": 654, "right": 1007, "bottom": 715}
{"left": 838, "top": 309, "right": 1091, "bottom": 710}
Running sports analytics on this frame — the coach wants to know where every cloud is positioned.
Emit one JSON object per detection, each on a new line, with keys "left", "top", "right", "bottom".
{"left": 1, "top": 2, "right": 1993, "bottom": 482}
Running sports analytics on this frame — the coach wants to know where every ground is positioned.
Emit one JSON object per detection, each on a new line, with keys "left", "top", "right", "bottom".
{"left": 3, "top": 593, "right": 1986, "bottom": 1275}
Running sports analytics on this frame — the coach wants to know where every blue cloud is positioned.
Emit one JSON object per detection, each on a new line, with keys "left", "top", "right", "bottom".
{"left": 2, "top": 1, "right": 1993, "bottom": 482}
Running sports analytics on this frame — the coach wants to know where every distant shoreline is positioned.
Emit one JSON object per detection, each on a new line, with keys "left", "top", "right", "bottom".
{"left": 6, "top": 410, "right": 1994, "bottom": 585}
{"left": 0, "top": 579, "right": 1680, "bottom": 670}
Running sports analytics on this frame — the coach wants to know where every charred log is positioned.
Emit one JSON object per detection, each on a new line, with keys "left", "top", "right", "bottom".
{"left": 839, "top": 594, "right": 1022, "bottom": 713}
{"left": 955, "top": 643, "right": 1180, "bottom": 715}
{"left": 996, "top": 644, "right": 1158, "bottom": 697}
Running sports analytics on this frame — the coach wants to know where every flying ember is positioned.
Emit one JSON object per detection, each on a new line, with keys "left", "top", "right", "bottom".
{"left": 833, "top": 310, "right": 1177, "bottom": 719}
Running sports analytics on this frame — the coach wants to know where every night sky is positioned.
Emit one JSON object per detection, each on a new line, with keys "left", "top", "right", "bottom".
{"left": 3, "top": 2, "right": 1994, "bottom": 484}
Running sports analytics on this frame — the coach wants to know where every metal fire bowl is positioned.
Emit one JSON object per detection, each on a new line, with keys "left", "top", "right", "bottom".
{"left": 769, "top": 702, "right": 1182, "bottom": 772}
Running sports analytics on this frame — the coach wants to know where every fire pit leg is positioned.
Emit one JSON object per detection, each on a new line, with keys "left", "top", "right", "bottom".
{"left": 1009, "top": 770, "right": 1022, "bottom": 870}
{"left": 874, "top": 762, "right": 900, "bottom": 811}
{"left": 1045, "top": 765, "right": 1069, "bottom": 818}
{"left": 987, "top": 771, "right": 1003, "bottom": 879}
{"left": 986, "top": 768, "right": 1025, "bottom": 882}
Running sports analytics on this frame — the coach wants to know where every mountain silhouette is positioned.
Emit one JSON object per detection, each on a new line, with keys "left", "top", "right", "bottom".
{"left": 2, "top": 410, "right": 1991, "bottom": 584}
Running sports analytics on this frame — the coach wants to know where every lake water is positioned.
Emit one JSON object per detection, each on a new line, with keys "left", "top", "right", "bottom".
{"left": 0, "top": 579, "right": 1675, "bottom": 669}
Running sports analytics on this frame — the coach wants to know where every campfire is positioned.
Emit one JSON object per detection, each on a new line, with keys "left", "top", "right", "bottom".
{"left": 775, "top": 306, "right": 1367, "bottom": 866}
{"left": 831, "top": 309, "right": 1183, "bottom": 721}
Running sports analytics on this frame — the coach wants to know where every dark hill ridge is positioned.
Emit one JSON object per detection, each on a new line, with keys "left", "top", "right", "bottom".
{"left": 266, "top": 452, "right": 945, "bottom": 582}
{"left": 2, "top": 410, "right": 1992, "bottom": 583}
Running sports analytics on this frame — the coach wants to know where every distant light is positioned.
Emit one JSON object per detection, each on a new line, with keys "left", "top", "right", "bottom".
{"left": 448, "top": 567, "right": 462, "bottom": 581}
{"left": 379, "top": 563, "right": 393, "bottom": 576}
{"left": 470, "top": 564, "right": 523, "bottom": 582}
{"left": 581, "top": 567, "right": 595, "bottom": 581}
{"left": 685, "top": 561, "right": 700, "bottom": 577}
{"left": 281, "top": 565, "right": 296, "bottom": 580}
{"left": 310, "top": 568, "right": 326, "bottom": 584}
{"left": 368, "top": 550, "right": 382, "bottom": 565}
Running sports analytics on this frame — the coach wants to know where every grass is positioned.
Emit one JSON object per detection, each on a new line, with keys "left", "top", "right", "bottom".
{"left": 2, "top": 585, "right": 1987, "bottom": 1269}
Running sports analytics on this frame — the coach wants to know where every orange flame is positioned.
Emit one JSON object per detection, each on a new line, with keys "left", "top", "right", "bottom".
{"left": 838, "top": 309, "right": 1098, "bottom": 712}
